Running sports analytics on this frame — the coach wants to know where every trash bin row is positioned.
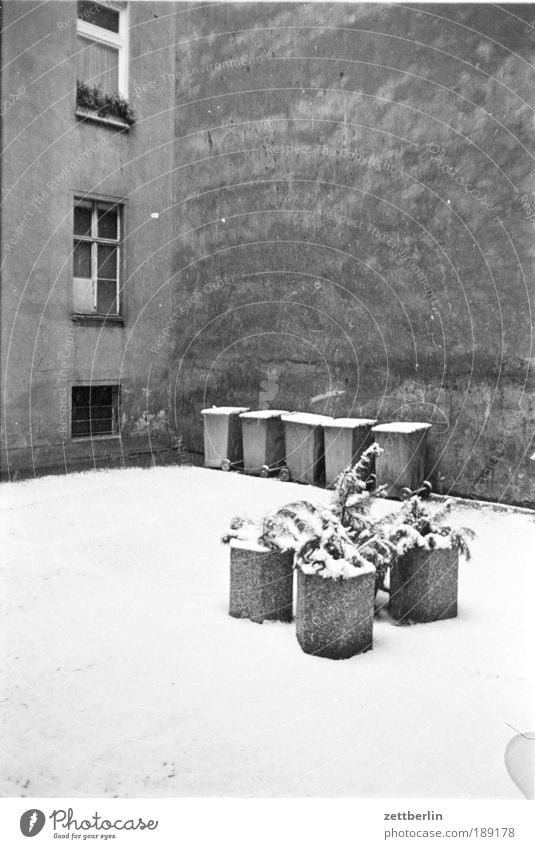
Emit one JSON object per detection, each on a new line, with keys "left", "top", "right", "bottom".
{"left": 201, "top": 406, "right": 432, "bottom": 494}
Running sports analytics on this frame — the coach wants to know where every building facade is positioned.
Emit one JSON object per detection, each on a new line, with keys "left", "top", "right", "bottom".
{"left": 1, "top": 2, "right": 534, "bottom": 506}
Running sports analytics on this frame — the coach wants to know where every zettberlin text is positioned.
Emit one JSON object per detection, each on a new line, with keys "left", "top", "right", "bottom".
{"left": 384, "top": 810, "right": 443, "bottom": 821}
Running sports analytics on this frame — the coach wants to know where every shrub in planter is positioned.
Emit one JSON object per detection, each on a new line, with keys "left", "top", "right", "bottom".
{"left": 76, "top": 80, "right": 136, "bottom": 126}
{"left": 386, "top": 497, "right": 474, "bottom": 624}
{"left": 222, "top": 518, "right": 294, "bottom": 623}
{"left": 228, "top": 540, "right": 294, "bottom": 624}
{"left": 293, "top": 516, "right": 377, "bottom": 659}
{"left": 261, "top": 500, "right": 389, "bottom": 658}
{"left": 331, "top": 443, "right": 394, "bottom": 596}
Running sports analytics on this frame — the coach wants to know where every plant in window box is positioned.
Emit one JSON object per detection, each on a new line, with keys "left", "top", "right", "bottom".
{"left": 76, "top": 80, "right": 135, "bottom": 127}
{"left": 386, "top": 496, "right": 475, "bottom": 624}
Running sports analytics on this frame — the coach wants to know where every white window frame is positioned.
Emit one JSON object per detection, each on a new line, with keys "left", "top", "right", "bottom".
{"left": 73, "top": 198, "right": 122, "bottom": 317}
{"left": 77, "top": 2, "right": 128, "bottom": 97}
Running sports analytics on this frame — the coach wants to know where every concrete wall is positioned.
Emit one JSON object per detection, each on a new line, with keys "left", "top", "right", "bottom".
{"left": 1, "top": 1, "right": 176, "bottom": 477}
{"left": 163, "top": 2, "right": 535, "bottom": 506}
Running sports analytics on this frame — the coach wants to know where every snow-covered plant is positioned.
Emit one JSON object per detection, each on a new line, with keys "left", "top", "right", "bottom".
{"left": 387, "top": 496, "right": 475, "bottom": 560}
{"left": 332, "top": 443, "right": 388, "bottom": 527}
{"left": 221, "top": 515, "right": 262, "bottom": 546}
{"left": 330, "top": 443, "right": 394, "bottom": 590}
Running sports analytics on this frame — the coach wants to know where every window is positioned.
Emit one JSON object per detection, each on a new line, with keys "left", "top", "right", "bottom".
{"left": 72, "top": 385, "right": 120, "bottom": 438}
{"left": 73, "top": 198, "right": 122, "bottom": 317}
{"left": 77, "top": 2, "right": 127, "bottom": 97}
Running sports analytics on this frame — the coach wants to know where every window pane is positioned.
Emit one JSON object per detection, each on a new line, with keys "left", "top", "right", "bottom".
{"left": 98, "top": 244, "right": 117, "bottom": 279}
{"left": 74, "top": 204, "right": 92, "bottom": 236}
{"left": 89, "top": 386, "right": 113, "bottom": 434}
{"left": 98, "top": 206, "right": 118, "bottom": 240}
{"left": 78, "top": 35, "right": 119, "bottom": 94}
{"left": 72, "top": 386, "right": 90, "bottom": 417}
{"left": 73, "top": 277, "right": 94, "bottom": 313}
{"left": 78, "top": 1, "right": 120, "bottom": 33}
{"left": 73, "top": 241, "right": 92, "bottom": 278}
{"left": 97, "top": 279, "right": 118, "bottom": 314}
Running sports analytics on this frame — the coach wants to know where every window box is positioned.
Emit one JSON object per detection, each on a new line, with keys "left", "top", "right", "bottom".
{"left": 75, "top": 107, "right": 131, "bottom": 131}
{"left": 72, "top": 313, "right": 125, "bottom": 326}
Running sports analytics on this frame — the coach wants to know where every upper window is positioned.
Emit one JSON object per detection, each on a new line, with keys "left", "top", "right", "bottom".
{"left": 77, "top": 2, "right": 127, "bottom": 97}
{"left": 73, "top": 198, "right": 122, "bottom": 317}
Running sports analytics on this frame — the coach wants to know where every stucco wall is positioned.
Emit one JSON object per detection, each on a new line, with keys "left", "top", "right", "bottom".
{"left": 1, "top": 0, "right": 176, "bottom": 476}
{"left": 160, "top": 2, "right": 534, "bottom": 506}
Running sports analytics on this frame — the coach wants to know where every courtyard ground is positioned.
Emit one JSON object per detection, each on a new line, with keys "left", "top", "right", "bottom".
{"left": 0, "top": 466, "right": 533, "bottom": 798}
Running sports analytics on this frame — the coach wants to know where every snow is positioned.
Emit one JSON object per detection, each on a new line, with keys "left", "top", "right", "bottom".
{"left": 324, "top": 418, "right": 378, "bottom": 428}
{"left": 1, "top": 466, "right": 533, "bottom": 799}
{"left": 239, "top": 410, "right": 289, "bottom": 419}
{"left": 372, "top": 422, "right": 432, "bottom": 433}
{"left": 200, "top": 406, "right": 250, "bottom": 415}
{"left": 281, "top": 412, "right": 334, "bottom": 425}
{"left": 229, "top": 538, "right": 267, "bottom": 553}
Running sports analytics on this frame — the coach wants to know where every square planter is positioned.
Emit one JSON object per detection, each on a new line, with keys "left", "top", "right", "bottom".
{"left": 295, "top": 566, "right": 375, "bottom": 659}
{"left": 280, "top": 412, "right": 333, "bottom": 484}
{"left": 323, "top": 418, "right": 377, "bottom": 487}
{"left": 201, "top": 406, "right": 249, "bottom": 470}
{"left": 239, "top": 409, "right": 288, "bottom": 476}
{"left": 372, "top": 422, "right": 431, "bottom": 496}
{"left": 389, "top": 547, "right": 458, "bottom": 624}
{"left": 229, "top": 541, "right": 294, "bottom": 623}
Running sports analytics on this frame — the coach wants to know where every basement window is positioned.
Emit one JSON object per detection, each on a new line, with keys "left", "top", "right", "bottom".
{"left": 71, "top": 385, "right": 120, "bottom": 438}
{"left": 73, "top": 198, "right": 122, "bottom": 317}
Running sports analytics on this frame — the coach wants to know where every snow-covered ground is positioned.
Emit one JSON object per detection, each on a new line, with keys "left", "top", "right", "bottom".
{"left": 0, "top": 466, "right": 533, "bottom": 798}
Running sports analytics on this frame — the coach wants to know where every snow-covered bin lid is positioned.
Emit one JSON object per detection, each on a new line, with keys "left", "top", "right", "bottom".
{"left": 229, "top": 538, "right": 269, "bottom": 553}
{"left": 372, "top": 422, "right": 432, "bottom": 433}
{"left": 200, "top": 406, "right": 249, "bottom": 415}
{"left": 323, "top": 417, "right": 378, "bottom": 429}
{"left": 280, "top": 412, "right": 334, "bottom": 426}
{"left": 239, "top": 409, "right": 289, "bottom": 419}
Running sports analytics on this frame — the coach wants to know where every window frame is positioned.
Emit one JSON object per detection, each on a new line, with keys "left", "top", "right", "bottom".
{"left": 72, "top": 196, "right": 123, "bottom": 319}
{"left": 76, "top": 2, "right": 128, "bottom": 97}
{"left": 71, "top": 383, "right": 121, "bottom": 441}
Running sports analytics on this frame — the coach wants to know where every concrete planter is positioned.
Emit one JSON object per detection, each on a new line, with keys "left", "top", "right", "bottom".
{"left": 323, "top": 418, "right": 377, "bottom": 487}
{"left": 296, "top": 566, "right": 375, "bottom": 659}
{"left": 201, "top": 406, "right": 249, "bottom": 470}
{"left": 372, "top": 422, "right": 431, "bottom": 496}
{"left": 229, "top": 541, "right": 294, "bottom": 623}
{"left": 239, "top": 409, "right": 288, "bottom": 476}
{"left": 280, "top": 413, "right": 333, "bottom": 484}
{"left": 389, "top": 547, "right": 459, "bottom": 624}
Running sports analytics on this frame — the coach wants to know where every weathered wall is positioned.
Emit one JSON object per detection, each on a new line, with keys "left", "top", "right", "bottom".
{"left": 162, "top": 2, "right": 535, "bottom": 505}
{"left": 1, "top": 1, "right": 176, "bottom": 477}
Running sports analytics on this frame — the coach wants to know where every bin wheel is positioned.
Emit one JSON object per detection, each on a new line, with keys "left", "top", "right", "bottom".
{"left": 221, "top": 459, "right": 232, "bottom": 472}
{"left": 279, "top": 467, "right": 291, "bottom": 482}
{"left": 260, "top": 465, "right": 270, "bottom": 478}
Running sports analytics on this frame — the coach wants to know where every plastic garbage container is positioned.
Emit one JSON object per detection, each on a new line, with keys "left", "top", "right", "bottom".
{"left": 201, "top": 406, "right": 249, "bottom": 471}
{"left": 239, "top": 410, "right": 289, "bottom": 477}
{"left": 323, "top": 418, "right": 378, "bottom": 487}
{"left": 279, "top": 412, "right": 333, "bottom": 484}
{"left": 372, "top": 422, "right": 431, "bottom": 495}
